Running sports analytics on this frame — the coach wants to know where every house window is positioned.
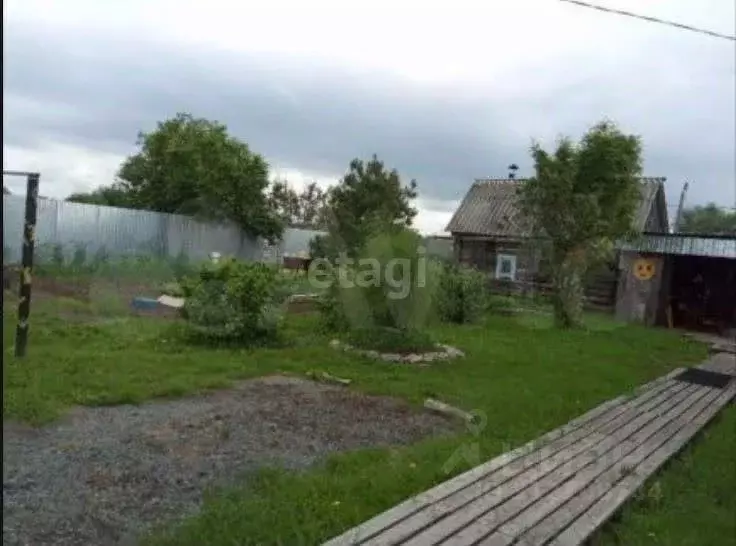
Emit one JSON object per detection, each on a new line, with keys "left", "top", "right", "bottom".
{"left": 496, "top": 254, "right": 517, "bottom": 281}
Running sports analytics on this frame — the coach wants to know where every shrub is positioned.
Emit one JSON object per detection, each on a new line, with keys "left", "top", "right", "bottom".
{"left": 339, "top": 230, "right": 438, "bottom": 330}
{"left": 486, "top": 294, "right": 518, "bottom": 315}
{"left": 180, "top": 258, "right": 288, "bottom": 344}
{"left": 161, "top": 281, "right": 185, "bottom": 298}
{"left": 315, "top": 278, "right": 349, "bottom": 332}
{"left": 368, "top": 230, "right": 437, "bottom": 329}
{"left": 436, "top": 263, "right": 488, "bottom": 324}
{"left": 315, "top": 229, "right": 442, "bottom": 349}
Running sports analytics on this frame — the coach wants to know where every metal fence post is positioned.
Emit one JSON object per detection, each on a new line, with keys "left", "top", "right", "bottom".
{"left": 15, "top": 173, "right": 40, "bottom": 358}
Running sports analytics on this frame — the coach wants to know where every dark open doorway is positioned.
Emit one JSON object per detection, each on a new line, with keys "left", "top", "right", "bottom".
{"left": 669, "top": 255, "right": 736, "bottom": 334}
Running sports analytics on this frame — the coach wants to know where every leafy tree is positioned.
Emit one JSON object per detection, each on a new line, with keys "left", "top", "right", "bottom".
{"left": 268, "top": 179, "right": 300, "bottom": 227}
{"left": 679, "top": 203, "right": 736, "bottom": 235}
{"left": 66, "top": 183, "right": 134, "bottom": 208}
{"left": 517, "top": 120, "right": 643, "bottom": 328}
{"left": 311, "top": 155, "right": 418, "bottom": 258}
{"left": 268, "top": 180, "right": 328, "bottom": 228}
{"left": 298, "top": 181, "right": 329, "bottom": 228}
{"left": 117, "top": 112, "right": 283, "bottom": 241}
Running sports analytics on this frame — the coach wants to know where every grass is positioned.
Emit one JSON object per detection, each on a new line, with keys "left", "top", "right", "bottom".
{"left": 596, "top": 405, "right": 736, "bottom": 546}
{"left": 32, "top": 253, "right": 197, "bottom": 283}
{"left": 3, "top": 289, "right": 705, "bottom": 426}
{"left": 4, "top": 282, "right": 724, "bottom": 545}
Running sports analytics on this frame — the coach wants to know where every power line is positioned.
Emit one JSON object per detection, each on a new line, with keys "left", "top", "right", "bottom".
{"left": 559, "top": 0, "right": 736, "bottom": 42}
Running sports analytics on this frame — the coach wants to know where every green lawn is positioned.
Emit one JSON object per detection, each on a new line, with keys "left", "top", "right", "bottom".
{"left": 596, "top": 405, "right": 736, "bottom": 546}
{"left": 3, "top": 291, "right": 732, "bottom": 545}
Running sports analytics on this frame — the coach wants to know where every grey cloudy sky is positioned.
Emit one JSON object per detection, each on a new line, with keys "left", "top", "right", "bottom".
{"left": 3, "top": 0, "right": 735, "bottom": 233}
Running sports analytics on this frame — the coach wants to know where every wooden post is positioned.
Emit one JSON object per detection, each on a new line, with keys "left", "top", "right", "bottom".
{"left": 15, "top": 173, "right": 40, "bottom": 358}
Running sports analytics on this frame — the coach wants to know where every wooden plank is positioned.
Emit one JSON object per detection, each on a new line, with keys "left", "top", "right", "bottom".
{"left": 698, "top": 352, "right": 736, "bottom": 375}
{"left": 548, "top": 381, "right": 736, "bottom": 546}
{"left": 400, "top": 383, "right": 702, "bottom": 546}
{"left": 360, "top": 381, "right": 689, "bottom": 546}
{"left": 440, "top": 384, "right": 709, "bottom": 546}
{"left": 478, "top": 385, "right": 721, "bottom": 546}
{"left": 587, "top": 382, "right": 689, "bottom": 437}
{"left": 364, "top": 381, "right": 684, "bottom": 546}
{"left": 515, "top": 385, "right": 729, "bottom": 545}
{"left": 321, "top": 370, "right": 684, "bottom": 546}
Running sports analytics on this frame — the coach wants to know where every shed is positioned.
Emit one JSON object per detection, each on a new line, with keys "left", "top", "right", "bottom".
{"left": 615, "top": 233, "right": 736, "bottom": 334}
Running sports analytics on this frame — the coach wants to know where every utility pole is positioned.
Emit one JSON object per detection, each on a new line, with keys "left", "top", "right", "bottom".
{"left": 673, "top": 181, "right": 689, "bottom": 232}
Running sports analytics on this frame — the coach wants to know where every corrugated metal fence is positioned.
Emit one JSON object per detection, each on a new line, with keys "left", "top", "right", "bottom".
{"left": 2, "top": 195, "right": 325, "bottom": 265}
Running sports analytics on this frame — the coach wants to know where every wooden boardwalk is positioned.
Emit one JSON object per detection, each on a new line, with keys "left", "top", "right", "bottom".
{"left": 324, "top": 353, "right": 735, "bottom": 546}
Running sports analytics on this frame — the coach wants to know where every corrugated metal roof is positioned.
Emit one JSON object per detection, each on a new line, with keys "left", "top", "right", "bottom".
{"left": 445, "top": 177, "right": 666, "bottom": 238}
{"left": 618, "top": 234, "right": 736, "bottom": 259}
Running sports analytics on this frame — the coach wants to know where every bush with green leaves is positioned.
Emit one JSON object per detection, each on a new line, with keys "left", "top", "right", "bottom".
{"left": 317, "top": 229, "right": 441, "bottom": 348}
{"left": 180, "top": 258, "right": 289, "bottom": 344}
{"left": 436, "top": 263, "right": 488, "bottom": 324}
{"left": 161, "top": 281, "right": 185, "bottom": 298}
{"left": 315, "top": 279, "right": 348, "bottom": 333}
{"left": 486, "top": 294, "right": 518, "bottom": 315}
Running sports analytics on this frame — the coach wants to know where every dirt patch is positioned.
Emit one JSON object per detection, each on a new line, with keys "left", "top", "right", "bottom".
{"left": 32, "top": 277, "right": 159, "bottom": 303}
{"left": 3, "top": 375, "right": 458, "bottom": 546}
{"left": 286, "top": 298, "right": 318, "bottom": 315}
{"left": 33, "top": 276, "right": 92, "bottom": 300}
{"left": 24, "top": 276, "right": 181, "bottom": 321}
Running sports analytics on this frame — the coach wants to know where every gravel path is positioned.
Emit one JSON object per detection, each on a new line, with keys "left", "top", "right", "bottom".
{"left": 3, "top": 375, "right": 456, "bottom": 546}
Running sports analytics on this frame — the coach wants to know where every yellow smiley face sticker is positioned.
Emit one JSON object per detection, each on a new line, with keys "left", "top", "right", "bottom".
{"left": 633, "top": 258, "right": 656, "bottom": 281}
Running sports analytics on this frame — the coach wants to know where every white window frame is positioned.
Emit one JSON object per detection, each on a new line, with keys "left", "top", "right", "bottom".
{"left": 495, "top": 253, "right": 517, "bottom": 281}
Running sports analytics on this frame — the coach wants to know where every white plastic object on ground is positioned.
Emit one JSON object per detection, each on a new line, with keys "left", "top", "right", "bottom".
{"left": 157, "top": 295, "right": 185, "bottom": 309}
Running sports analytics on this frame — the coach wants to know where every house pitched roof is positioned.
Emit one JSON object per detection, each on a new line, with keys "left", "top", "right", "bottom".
{"left": 445, "top": 177, "right": 668, "bottom": 238}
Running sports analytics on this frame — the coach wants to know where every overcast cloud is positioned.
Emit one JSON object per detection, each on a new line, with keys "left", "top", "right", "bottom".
{"left": 3, "top": 0, "right": 735, "bottom": 233}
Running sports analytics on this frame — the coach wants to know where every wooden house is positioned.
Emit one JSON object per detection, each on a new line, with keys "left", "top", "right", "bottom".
{"left": 445, "top": 177, "right": 670, "bottom": 309}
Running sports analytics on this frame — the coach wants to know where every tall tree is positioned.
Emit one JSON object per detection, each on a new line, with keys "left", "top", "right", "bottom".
{"left": 517, "top": 120, "right": 643, "bottom": 328}
{"left": 117, "top": 112, "right": 283, "bottom": 241}
{"left": 311, "top": 155, "right": 418, "bottom": 258}
{"left": 268, "top": 179, "right": 328, "bottom": 228}
{"left": 268, "top": 179, "right": 301, "bottom": 226}
{"left": 679, "top": 203, "right": 736, "bottom": 235}
{"left": 298, "top": 181, "right": 328, "bottom": 228}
